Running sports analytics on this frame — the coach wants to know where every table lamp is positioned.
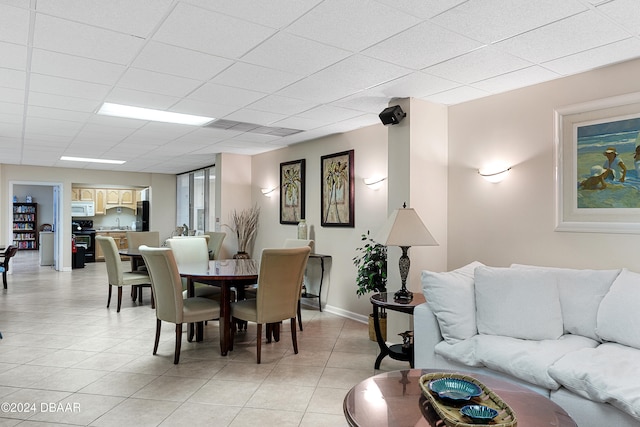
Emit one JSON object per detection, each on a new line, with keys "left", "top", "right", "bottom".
{"left": 374, "top": 203, "right": 438, "bottom": 302}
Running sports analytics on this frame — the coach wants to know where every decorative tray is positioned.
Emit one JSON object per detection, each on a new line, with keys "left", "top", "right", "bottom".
{"left": 419, "top": 372, "right": 517, "bottom": 427}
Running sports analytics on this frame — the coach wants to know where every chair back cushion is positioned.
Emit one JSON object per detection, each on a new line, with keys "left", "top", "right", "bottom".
{"left": 139, "top": 245, "right": 184, "bottom": 323}
{"left": 126, "top": 231, "right": 160, "bottom": 250}
{"left": 204, "top": 232, "right": 226, "bottom": 260}
{"left": 283, "top": 239, "right": 314, "bottom": 252}
{"left": 166, "top": 237, "right": 209, "bottom": 271}
{"left": 95, "top": 235, "right": 124, "bottom": 285}
{"left": 256, "top": 247, "right": 310, "bottom": 324}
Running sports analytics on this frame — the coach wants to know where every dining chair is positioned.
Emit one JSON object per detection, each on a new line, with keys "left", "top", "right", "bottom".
{"left": 203, "top": 231, "right": 226, "bottom": 260}
{"left": 283, "top": 239, "right": 314, "bottom": 332}
{"left": 230, "top": 246, "right": 310, "bottom": 363}
{"left": 165, "top": 237, "right": 221, "bottom": 300}
{"left": 95, "top": 235, "right": 153, "bottom": 312}
{"left": 126, "top": 231, "right": 160, "bottom": 301}
{"left": 139, "top": 245, "right": 221, "bottom": 364}
{"left": 0, "top": 245, "right": 18, "bottom": 289}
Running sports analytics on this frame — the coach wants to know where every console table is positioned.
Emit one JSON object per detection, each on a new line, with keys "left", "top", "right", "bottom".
{"left": 301, "top": 253, "right": 331, "bottom": 312}
{"left": 370, "top": 292, "right": 426, "bottom": 369}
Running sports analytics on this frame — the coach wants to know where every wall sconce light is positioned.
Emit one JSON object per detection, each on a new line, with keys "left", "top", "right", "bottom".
{"left": 363, "top": 176, "right": 387, "bottom": 190}
{"left": 261, "top": 187, "right": 277, "bottom": 197}
{"left": 478, "top": 167, "right": 511, "bottom": 183}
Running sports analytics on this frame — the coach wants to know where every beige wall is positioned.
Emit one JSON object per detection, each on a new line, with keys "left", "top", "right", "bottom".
{"left": 448, "top": 57, "right": 640, "bottom": 270}
{"left": 0, "top": 164, "right": 176, "bottom": 270}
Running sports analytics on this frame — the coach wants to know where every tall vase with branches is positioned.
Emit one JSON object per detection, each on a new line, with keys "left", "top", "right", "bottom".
{"left": 227, "top": 205, "right": 260, "bottom": 258}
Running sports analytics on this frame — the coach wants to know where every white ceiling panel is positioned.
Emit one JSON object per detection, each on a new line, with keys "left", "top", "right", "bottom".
{"left": 496, "top": 11, "right": 631, "bottom": 63}
{"left": 211, "top": 62, "right": 303, "bottom": 93}
{"left": 36, "top": 0, "right": 174, "bottom": 38}
{"left": 285, "top": 0, "right": 421, "bottom": 52}
{"left": 432, "top": 0, "right": 587, "bottom": 44}
{"left": 240, "top": 32, "right": 351, "bottom": 75}
{"left": 153, "top": 2, "right": 276, "bottom": 59}
{"left": 133, "top": 41, "right": 234, "bottom": 81}
{"left": 2, "top": 0, "right": 640, "bottom": 173}
{"left": 33, "top": 14, "right": 144, "bottom": 65}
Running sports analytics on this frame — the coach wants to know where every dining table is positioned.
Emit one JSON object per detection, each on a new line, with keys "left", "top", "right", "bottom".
{"left": 119, "top": 249, "right": 258, "bottom": 356}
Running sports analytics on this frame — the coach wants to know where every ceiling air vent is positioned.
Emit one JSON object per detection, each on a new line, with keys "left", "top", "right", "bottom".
{"left": 205, "top": 119, "right": 302, "bottom": 137}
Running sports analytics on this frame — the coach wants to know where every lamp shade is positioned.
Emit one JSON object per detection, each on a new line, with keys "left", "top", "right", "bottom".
{"left": 374, "top": 207, "right": 438, "bottom": 247}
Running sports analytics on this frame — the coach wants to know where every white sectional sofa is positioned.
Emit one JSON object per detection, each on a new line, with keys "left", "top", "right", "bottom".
{"left": 414, "top": 262, "right": 640, "bottom": 427}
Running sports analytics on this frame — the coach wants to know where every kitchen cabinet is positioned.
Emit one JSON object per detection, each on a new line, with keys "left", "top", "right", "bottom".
{"left": 95, "top": 189, "right": 107, "bottom": 215}
{"left": 95, "top": 231, "right": 128, "bottom": 261}
{"left": 13, "top": 203, "right": 37, "bottom": 250}
{"left": 106, "top": 189, "right": 135, "bottom": 209}
{"left": 72, "top": 188, "right": 95, "bottom": 202}
{"left": 72, "top": 188, "right": 80, "bottom": 201}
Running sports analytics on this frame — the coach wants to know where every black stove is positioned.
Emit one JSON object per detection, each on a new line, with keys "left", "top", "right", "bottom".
{"left": 72, "top": 220, "right": 96, "bottom": 262}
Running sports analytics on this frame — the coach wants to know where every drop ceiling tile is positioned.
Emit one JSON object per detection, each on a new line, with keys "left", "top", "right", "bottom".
{"left": 241, "top": 32, "right": 351, "bottom": 75}
{"left": 29, "top": 74, "right": 110, "bottom": 100}
{"left": 36, "top": 0, "right": 173, "bottom": 38}
{"left": 330, "top": 94, "right": 391, "bottom": 114}
{"left": 0, "top": 4, "right": 29, "bottom": 45}
{"left": 227, "top": 133, "right": 281, "bottom": 144}
{"left": 370, "top": 71, "right": 461, "bottom": 99}
{"left": 424, "top": 85, "right": 490, "bottom": 105}
{"left": 373, "top": 0, "right": 468, "bottom": 19}
{"left": 363, "top": 22, "right": 483, "bottom": 70}
{"left": 33, "top": 14, "right": 144, "bottom": 65}
{"left": 183, "top": 0, "right": 322, "bottom": 29}
{"left": 24, "top": 117, "right": 83, "bottom": 137}
{"left": 211, "top": 62, "right": 302, "bottom": 93}
{"left": 317, "top": 114, "right": 379, "bottom": 133}
{"left": 153, "top": 2, "right": 276, "bottom": 59}
{"left": 597, "top": 0, "right": 640, "bottom": 35}
{"left": 296, "top": 105, "right": 363, "bottom": 123}
{"left": 0, "top": 101, "right": 23, "bottom": 115}
{"left": 105, "top": 88, "right": 180, "bottom": 110}
{"left": 285, "top": 0, "right": 421, "bottom": 52}
{"left": 544, "top": 38, "right": 640, "bottom": 75}
{"left": 27, "top": 106, "right": 92, "bottom": 123}
{"left": 223, "top": 108, "right": 288, "bottom": 126}
{"left": 276, "top": 75, "right": 360, "bottom": 104}
{"left": 21, "top": 132, "right": 71, "bottom": 143}
{"left": 75, "top": 123, "right": 139, "bottom": 139}
{"left": 247, "top": 95, "right": 317, "bottom": 116}
{"left": 272, "top": 116, "right": 324, "bottom": 131}
{"left": 117, "top": 68, "right": 203, "bottom": 98}
{"left": 495, "top": 10, "right": 631, "bottom": 63}
{"left": 133, "top": 41, "right": 234, "bottom": 81}
{"left": 472, "top": 66, "right": 561, "bottom": 94}
{"left": 0, "top": 41, "right": 27, "bottom": 70}
{"left": 31, "top": 49, "right": 125, "bottom": 85}
{"left": 0, "top": 86, "right": 26, "bottom": 104}
{"left": 313, "top": 55, "right": 412, "bottom": 91}
{"left": 188, "top": 82, "right": 266, "bottom": 107}
{"left": 0, "top": 112, "right": 23, "bottom": 124}
{"left": 28, "top": 91, "right": 101, "bottom": 112}
{"left": 170, "top": 99, "right": 238, "bottom": 119}
{"left": 432, "top": 0, "right": 587, "bottom": 44}
{"left": 0, "top": 68, "right": 25, "bottom": 90}
{"left": 424, "top": 46, "right": 532, "bottom": 84}
{"left": 0, "top": 123, "right": 22, "bottom": 137}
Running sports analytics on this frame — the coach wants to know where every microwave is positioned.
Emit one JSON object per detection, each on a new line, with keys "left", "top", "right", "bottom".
{"left": 71, "top": 201, "right": 95, "bottom": 217}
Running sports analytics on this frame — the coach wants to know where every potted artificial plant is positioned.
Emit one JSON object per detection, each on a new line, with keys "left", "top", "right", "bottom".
{"left": 353, "top": 231, "right": 388, "bottom": 341}
{"left": 227, "top": 204, "right": 260, "bottom": 259}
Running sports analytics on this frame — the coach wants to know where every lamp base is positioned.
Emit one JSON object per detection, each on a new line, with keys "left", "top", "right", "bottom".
{"left": 394, "top": 287, "right": 413, "bottom": 302}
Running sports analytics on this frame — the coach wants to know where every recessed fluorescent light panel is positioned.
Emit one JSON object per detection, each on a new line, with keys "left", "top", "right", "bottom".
{"left": 60, "top": 156, "right": 126, "bottom": 165}
{"left": 97, "top": 102, "right": 214, "bottom": 126}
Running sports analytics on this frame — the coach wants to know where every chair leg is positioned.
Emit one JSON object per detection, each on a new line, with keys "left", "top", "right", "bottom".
{"left": 138, "top": 286, "right": 143, "bottom": 303}
{"left": 153, "top": 319, "right": 161, "bottom": 355}
{"left": 3, "top": 271, "right": 6, "bottom": 289}
{"left": 230, "top": 317, "right": 236, "bottom": 352}
{"left": 131, "top": 286, "right": 137, "bottom": 301}
{"left": 117, "top": 287, "right": 123, "bottom": 312}
{"left": 174, "top": 324, "right": 182, "bottom": 364}
{"left": 297, "top": 299, "right": 303, "bottom": 331}
{"left": 256, "top": 323, "right": 262, "bottom": 364}
{"left": 266, "top": 323, "right": 272, "bottom": 344}
{"left": 107, "top": 285, "right": 112, "bottom": 308}
{"left": 150, "top": 289, "right": 155, "bottom": 309}
{"left": 290, "top": 318, "right": 298, "bottom": 354}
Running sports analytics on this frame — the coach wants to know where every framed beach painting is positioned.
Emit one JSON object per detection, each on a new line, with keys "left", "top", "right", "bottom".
{"left": 321, "top": 149, "right": 354, "bottom": 227}
{"left": 555, "top": 92, "right": 640, "bottom": 233}
{"left": 280, "top": 159, "right": 305, "bottom": 224}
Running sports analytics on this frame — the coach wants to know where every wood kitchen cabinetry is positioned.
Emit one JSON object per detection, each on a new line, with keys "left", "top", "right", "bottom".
{"left": 72, "top": 187, "right": 139, "bottom": 214}
{"left": 106, "top": 189, "right": 135, "bottom": 209}
{"left": 95, "top": 231, "right": 128, "bottom": 261}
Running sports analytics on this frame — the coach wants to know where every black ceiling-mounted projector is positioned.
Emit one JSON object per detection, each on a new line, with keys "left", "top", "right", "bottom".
{"left": 379, "top": 105, "right": 406, "bottom": 125}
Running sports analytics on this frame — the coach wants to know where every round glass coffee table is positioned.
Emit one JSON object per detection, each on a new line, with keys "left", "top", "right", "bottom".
{"left": 343, "top": 369, "right": 577, "bottom": 427}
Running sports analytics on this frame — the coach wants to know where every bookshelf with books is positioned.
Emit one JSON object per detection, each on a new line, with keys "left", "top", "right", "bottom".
{"left": 13, "top": 203, "right": 37, "bottom": 250}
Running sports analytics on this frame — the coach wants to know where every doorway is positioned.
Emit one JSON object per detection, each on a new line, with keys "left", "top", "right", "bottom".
{"left": 9, "top": 181, "right": 64, "bottom": 271}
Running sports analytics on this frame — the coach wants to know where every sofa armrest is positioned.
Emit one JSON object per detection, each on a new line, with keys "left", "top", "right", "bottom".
{"left": 414, "top": 301, "right": 444, "bottom": 368}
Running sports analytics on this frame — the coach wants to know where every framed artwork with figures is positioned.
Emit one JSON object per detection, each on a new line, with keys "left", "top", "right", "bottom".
{"left": 321, "top": 149, "right": 354, "bottom": 227}
{"left": 280, "top": 159, "right": 305, "bottom": 224}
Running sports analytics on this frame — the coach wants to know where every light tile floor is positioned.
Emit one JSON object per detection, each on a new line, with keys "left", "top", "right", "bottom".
{"left": 0, "top": 251, "right": 407, "bottom": 426}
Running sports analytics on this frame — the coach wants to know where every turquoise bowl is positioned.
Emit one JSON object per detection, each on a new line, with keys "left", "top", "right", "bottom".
{"left": 460, "top": 404, "right": 499, "bottom": 424}
{"left": 428, "top": 378, "right": 482, "bottom": 401}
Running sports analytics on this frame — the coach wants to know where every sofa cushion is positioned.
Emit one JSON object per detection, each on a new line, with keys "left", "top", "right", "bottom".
{"left": 596, "top": 268, "right": 640, "bottom": 349}
{"left": 475, "top": 334, "right": 599, "bottom": 390}
{"left": 549, "top": 343, "right": 640, "bottom": 421}
{"left": 511, "top": 264, "right": 619, "bottom": 341}
{"left": 474, "top": 266, "right": 563, "bottom": 340}
{"left": 422, "top": 261, "right": 484, "bottom": 344}
{"left": 434, "top": 336, "right": 483, "bottom": 367}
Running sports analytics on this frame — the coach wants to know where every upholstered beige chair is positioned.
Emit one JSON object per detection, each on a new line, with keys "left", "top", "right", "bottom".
{"left": 203, "top": 231, "right": 226, "bottom": 260}
{"left": 231, "top": 246, "right": 310, "bottom": 363}
{"left": 95, "top": 235, "right": 153, "bottom": 312}
{"left": 139, "top": 245, "right": 221, "bottom": 364}
{"left": 165, "top": 237, "right": 221, "bottom": 300}
{"left": 1, "top": 245, "right": 18, "bottom": 290}
{"left": 126, "top": 231, "right": 160, "bottom": 250}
